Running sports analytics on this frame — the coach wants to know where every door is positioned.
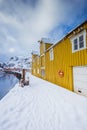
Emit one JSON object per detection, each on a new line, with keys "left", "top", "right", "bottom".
{"left": 73, "top": 66, "right": 87, "bottom": 96}
{"left": 41, "top": 69, "right": 45, "bottom": 78}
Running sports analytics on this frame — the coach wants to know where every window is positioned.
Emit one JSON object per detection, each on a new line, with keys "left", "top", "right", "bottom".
{"left": 41, "top": 70, "right": 45, "bottom": 77}
{"left": 50, "top": 48, "right": 54, "bottom": 60}
{"left": 79, "top": 35, "right": 84, "bottom": 48}
{"left": 71, "top": 30, "right": 86, "bottom": 53}
{"left": 73, "top": 38, "right": 78, "bottom": 50}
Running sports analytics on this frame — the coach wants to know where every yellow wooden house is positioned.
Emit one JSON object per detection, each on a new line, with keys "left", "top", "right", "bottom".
{"left": 32, "top": 38, "right": 53, "bottom": 78}
{"left": 45, "top": 20, "right": 87, "bottom": 96}
{"left": 32, "top": 21, "right": 87, "bottom": 96}
{"left": 32, "top": 52, "right": 40, "bottom": 77}
{"left": 38, "top": 38, "right": 53, "bottom": 79}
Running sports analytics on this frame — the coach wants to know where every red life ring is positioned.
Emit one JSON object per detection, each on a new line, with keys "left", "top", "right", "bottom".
{"left": 58, "top": 70, "right": 64, "bottom": 77}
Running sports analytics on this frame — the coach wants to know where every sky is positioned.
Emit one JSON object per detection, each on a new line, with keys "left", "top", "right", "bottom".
{"left": 0, "top": 0, "right": 87, "bottom": 62}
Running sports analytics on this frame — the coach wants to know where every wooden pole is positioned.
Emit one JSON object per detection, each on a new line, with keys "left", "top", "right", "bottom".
{"left": 22, "top": 69, "right": 25, "bottom": 81}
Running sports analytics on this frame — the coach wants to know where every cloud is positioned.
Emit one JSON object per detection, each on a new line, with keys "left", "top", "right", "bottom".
{"left": 9, "top": 48, "right": 15, "bottom": 53}
{"left": 0, "top": 0, "right": 87, "bottom": 60}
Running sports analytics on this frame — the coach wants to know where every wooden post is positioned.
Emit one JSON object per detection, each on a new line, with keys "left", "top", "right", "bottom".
{"left": 22, "top": 69, "right": 25, "bottom": 81}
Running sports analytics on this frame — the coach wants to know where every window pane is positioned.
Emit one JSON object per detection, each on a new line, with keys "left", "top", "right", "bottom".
{"left": 79, "top": 42, "right": 84, "bottom": 48}
{"left": 79, "top": 35, "right": 84, "bottom": 48}
{"left": 74, "top": 39, "right": 77, "bottom": 44}
{"left": 79, "top": 35, "right": 83, "bottom": 41}
{"left": 74, "top": 39, "right": 78, "bottom": 50}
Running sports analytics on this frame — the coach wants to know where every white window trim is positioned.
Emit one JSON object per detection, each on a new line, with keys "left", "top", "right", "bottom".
{"left": 50, "top": 48, "right": 54, "bottom": 61}
{"left": 70, "top": 30, "right": 86, "bottom": 53}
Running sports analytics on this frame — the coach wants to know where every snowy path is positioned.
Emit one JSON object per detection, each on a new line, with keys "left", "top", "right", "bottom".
{"left": 0, "top": 74, "right": 87, "bottom": 130}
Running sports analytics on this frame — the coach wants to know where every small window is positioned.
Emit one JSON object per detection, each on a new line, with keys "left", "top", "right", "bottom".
{"left": 50, "top": 48, "right": 54, "bottom": 61}
{"left": 41, "top": 70, "right": 45, "bottom": 77}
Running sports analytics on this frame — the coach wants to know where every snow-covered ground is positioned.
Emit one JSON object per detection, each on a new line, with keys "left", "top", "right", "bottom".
{"left": 0, "top": 73, "right": 87, "bottom": 130}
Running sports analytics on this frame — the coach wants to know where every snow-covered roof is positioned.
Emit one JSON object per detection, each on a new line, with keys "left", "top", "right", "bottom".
{"left": 31, "top": 51, "right": 39, "bottom": 55}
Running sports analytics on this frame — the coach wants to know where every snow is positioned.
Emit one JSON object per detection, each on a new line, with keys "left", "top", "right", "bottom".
{"left": 0, "top": 73, "right": 87, "bottom": 130}
{"left": 0, "top": 67, "right": 2, "bottom": 70}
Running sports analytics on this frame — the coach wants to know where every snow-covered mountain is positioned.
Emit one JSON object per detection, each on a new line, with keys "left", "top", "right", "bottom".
{"left": 0, "top": 62, "right": 6, "bottom": 68}
{"left": 5, "top": 56, "right": 31, "bottom": 69}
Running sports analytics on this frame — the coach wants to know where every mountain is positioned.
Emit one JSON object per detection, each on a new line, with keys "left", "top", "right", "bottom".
{"left": 0, "top": 62, "right": 6, "bottom": 68}
{"left": 5, "top": 56, "right": 32, "bottom": 69}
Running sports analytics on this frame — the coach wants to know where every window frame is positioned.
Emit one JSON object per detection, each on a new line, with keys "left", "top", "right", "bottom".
{"left": 71, "top": 30, "right": 86, "bottom": 53}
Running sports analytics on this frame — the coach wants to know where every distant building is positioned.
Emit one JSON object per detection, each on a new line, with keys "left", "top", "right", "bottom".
{"left": 32, "top": 39, "right": 53, "bottom": 78}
